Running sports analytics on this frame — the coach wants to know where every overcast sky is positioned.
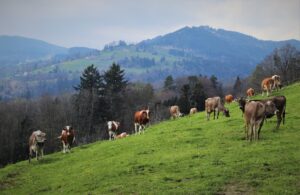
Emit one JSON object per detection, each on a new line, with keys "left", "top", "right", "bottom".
{"left": 0, "top": 0, "right": 299, "bottom": 49}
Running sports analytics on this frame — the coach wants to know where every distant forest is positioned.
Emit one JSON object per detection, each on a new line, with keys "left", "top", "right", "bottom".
{"left": 0, "top": 44, "right": 299, "bottom": 167}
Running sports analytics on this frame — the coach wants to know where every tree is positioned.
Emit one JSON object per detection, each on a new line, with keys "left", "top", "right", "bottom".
{"left": 233, "top": 76, "right": 242, "bottom": 97}
{"left": 104, "top": 63, "right": 127, "bottom": 120}
{"left": 210, "top": 75, "right": 218, "bottom": 89}
{"left": 74, "top": 65, "right": 105, "bottom": 137}
{"left": 164, "top": 75, "right": 175, "bottom": 91}
{"left": 178, "top": 84, "right": 191, "bottom": 114}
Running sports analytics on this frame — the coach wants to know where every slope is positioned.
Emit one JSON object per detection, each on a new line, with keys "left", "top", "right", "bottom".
{"left": 0, "top": 35, "right": 68, "bottom": 66}
{"left": 0, "top": 83, "right": 299, "bottom": 194}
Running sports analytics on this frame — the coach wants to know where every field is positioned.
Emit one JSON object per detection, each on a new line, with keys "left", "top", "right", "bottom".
{"left": 0, "top": 83, "right": 299, "bottom": 194}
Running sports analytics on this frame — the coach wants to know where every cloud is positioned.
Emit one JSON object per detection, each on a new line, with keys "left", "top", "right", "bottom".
{"left": 0, "top": 0, "right": 299, "bottom": 48}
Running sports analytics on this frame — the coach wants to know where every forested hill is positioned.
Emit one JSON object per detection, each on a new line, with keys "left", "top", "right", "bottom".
{"left": 0, "top": 82, "right": 299, "bottom": 194}
{"left": 0, "top": 26, "right": 300, "bottom": 99}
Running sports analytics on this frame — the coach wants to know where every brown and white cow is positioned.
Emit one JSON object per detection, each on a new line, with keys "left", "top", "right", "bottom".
{"left": 238, "top": 96, "right": 286, "bottom": 129}
{"left": 29, "top": 130, "right": 46, "bottom": 163}
{"left": 107, "top": 121, "right": 120, "bottom": 140}
{"left": 60, "top": 126, "right": 75, "bottom": 153}
{"left": 190, "top": 107, "right": 198, "bottom": 115}
{"left": 244, "top": 100, "right": 278, "bottom": 141}
{"left": 225, "top": 94, "right": 234, "bottom": 104}
{"left": 261, "top": 77, "right": 275, "bottom": 96}
{"left": 246, "top": 88, "right": 255, "bottom": 97}
{"left": 205, "top": 96, "right": 230, "bottom": 121}
{"left": 170, "top": 105, "right": 183, "bottom": 119}
{"left": 134, "top": 108, "right": 150, "bottom": 134}
{"left": 272, "top": 75, "right": 281, "bottom": 91}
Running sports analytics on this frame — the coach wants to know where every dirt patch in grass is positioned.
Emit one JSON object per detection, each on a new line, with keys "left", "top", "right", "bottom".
{"left": 216, "top": 182, "right": 255, "bottom": 195}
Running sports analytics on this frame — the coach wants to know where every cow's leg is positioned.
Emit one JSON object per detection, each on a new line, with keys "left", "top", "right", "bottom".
{"left": 36, "top": 148, "right": 38, "bottom": 160}
{"left": 283, "top": 109, "right": 286, "bottom": 125}
{"left": 139, "top": 125, "right": 143, "bottom": 134}
{"left": 108, "top": 131, "right": 112, "bottom": 140}
{"left": 62, "top": 142, "right": 66, "bottom": 153}
{"left": 206, "top": 112, "right": 209, "bottom": 121}
{"left": 213, "top": 110, "right": 215, "bottom": 120}
{"left": 67, "top": 144, "right": 71, "bottom": 153}
{"left": 41, "top": 148, "right": 44, "bottom": 159}
{"left": 29, "top": 148, "right": 32, "bottom": 163}
{"left": 257, "top": 119, "right": 264, "bottom": 140}
{"left": 134, "top": 123, "right": 138, "bottom": 135}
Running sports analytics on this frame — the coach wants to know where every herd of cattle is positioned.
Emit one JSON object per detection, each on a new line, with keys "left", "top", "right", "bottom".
{"left": 28, "top": 74, "right": 286, "bottom": 162}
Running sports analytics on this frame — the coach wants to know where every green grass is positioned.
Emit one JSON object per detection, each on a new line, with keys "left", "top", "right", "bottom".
{"left": 1, "top": 83, "right": 300, "bottom": 194}
{"left": 30, "top": 46, "right": 182, "bottom": 75}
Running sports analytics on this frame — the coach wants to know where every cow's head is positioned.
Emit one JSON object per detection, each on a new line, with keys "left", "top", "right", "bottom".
{"left": 265, "top": 100, "right": 278, "bottom": 118}
{"left": 145, "top": 109, "right": 150, "bottom": 120}
{"left": 35, "top": 130, "right": 47, "bottom": 143}
{"left": 237, "top": 97, "right": 247, "bottom": 113}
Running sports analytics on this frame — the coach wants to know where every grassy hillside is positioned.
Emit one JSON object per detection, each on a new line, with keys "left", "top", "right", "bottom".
{"left": 0, "top": 83, "right": 299, "bottom": 194}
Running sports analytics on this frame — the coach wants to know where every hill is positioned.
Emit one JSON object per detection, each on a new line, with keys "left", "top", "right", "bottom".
{"left": 18, "top": 26, "right": 300, "bottom": 83}
{"left": 0, "top": 82, "right": 299, "bottom": 194}
{"left": 0, "top": 35, "right": 68, "bottom": 66}
{"left": 1, "top": 26, "right": 300, "bottom": 99}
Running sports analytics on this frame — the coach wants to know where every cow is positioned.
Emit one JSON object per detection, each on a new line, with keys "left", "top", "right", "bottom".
{"left": 134, "top": 108, "right": 150, "bottom": 134}
{"left": 246, "top": 88, "right": 255, "bottom": 97}
{"left": 29, "top": 130, "right": 46, "bottom": 163}
{"left": 170, "top": 105, "right": 183, "bottom": 119}
{"left": 225, "top": 94, "right": 234, "bottom": 104}
{"left": 205, "top": 96, "right": 230, "bottom": 121}
{"left": 272, "top": 75, "right": 281, "bottom": 91}
{"left": 244, "top": 100, "right": 278, "bottom": 141}
{"left": 261, "top": 77, "right": 275, "bottom": 96}
{"left": 60, "top": 126, "right": 75, "bottom": 153}
{"left": 107, "top": 121, "right": 120, "bottom": 140}
{"left": 115, "top": 132, "right": 129, "bottom": 139}
{"left": 238, "top": 96, "right": 286, "bottom": 129}
{"left": 190, "top": 107, "right": 198, "bottom": 115}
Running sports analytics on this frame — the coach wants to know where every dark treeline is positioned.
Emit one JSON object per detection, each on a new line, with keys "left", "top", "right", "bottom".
{"left": 0, "top": 62, "right": 222, "bottom": 167}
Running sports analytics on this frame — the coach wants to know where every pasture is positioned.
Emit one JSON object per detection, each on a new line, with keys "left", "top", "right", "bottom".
{"left": 0, "top": 82, "right": 299, "bottom": 194}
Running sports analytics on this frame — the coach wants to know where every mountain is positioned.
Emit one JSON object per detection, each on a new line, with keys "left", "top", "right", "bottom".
{"left": 0, "top": 82, "right": 299, "bottom": 194}
{"left": 0, "top": 35, "right": 68, "bottom": 66}
{"left": 0, "top": 26, "right": 300, "bottom": 98}
{"left": 136, "top": 26, "right": 300, "bottom": 80}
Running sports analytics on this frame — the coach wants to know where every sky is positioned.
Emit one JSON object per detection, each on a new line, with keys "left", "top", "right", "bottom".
{"left": 0, "top": 0, "right": 299, "bottom": 49}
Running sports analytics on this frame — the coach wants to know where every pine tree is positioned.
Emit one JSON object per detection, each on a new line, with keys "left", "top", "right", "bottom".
{"left": 164, "top": 75, "right": 175, "bottom": 91}
{"left": 178, "top": 84, "right": 191, "bottom": 114}
{"left": 233, "top": 76, "right": 242, "bottom": 96}
{"left": 73, "top": 65, "right": 105, "bottom": 137}
{"left": 210, "top": 75, "right": 218, "bottom": 89}
{"left": 104, "top": 63, "right": 127, "bottom": 120}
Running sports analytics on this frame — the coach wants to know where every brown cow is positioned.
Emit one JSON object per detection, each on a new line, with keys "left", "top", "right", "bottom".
{"left": 238, "top": 96, "right": 286, "bottom": 129}
{"left": 190, "top": 107, "right": 198, "bottom": 115}
{"left": 261, "top": 77, "right": 275, "bottom": 96}
{"left": 29, "top": 130, "right": 46, "bottom": 163}
{"left": 107, "top": 121, "right": 120, "bottom": 140}
{"left": 170, "top": 105, "right": 183, "bottom": 119}
{"left": 225, "top": 94, "right": 234, "bottom": 104}
{"left": 205, "top": 96, "right": 230, "bottom": 121}
{"left": 246, "top": 88, "right": 255, "bottom": 97}
{"left": 60, "top": 126, "right": 75, "bottom": 153}
{"left": 244, "top": 100, "right": 278, "bottom": 141}
{"left": 134, "top": 108, "right": 150, "bottom": 134}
